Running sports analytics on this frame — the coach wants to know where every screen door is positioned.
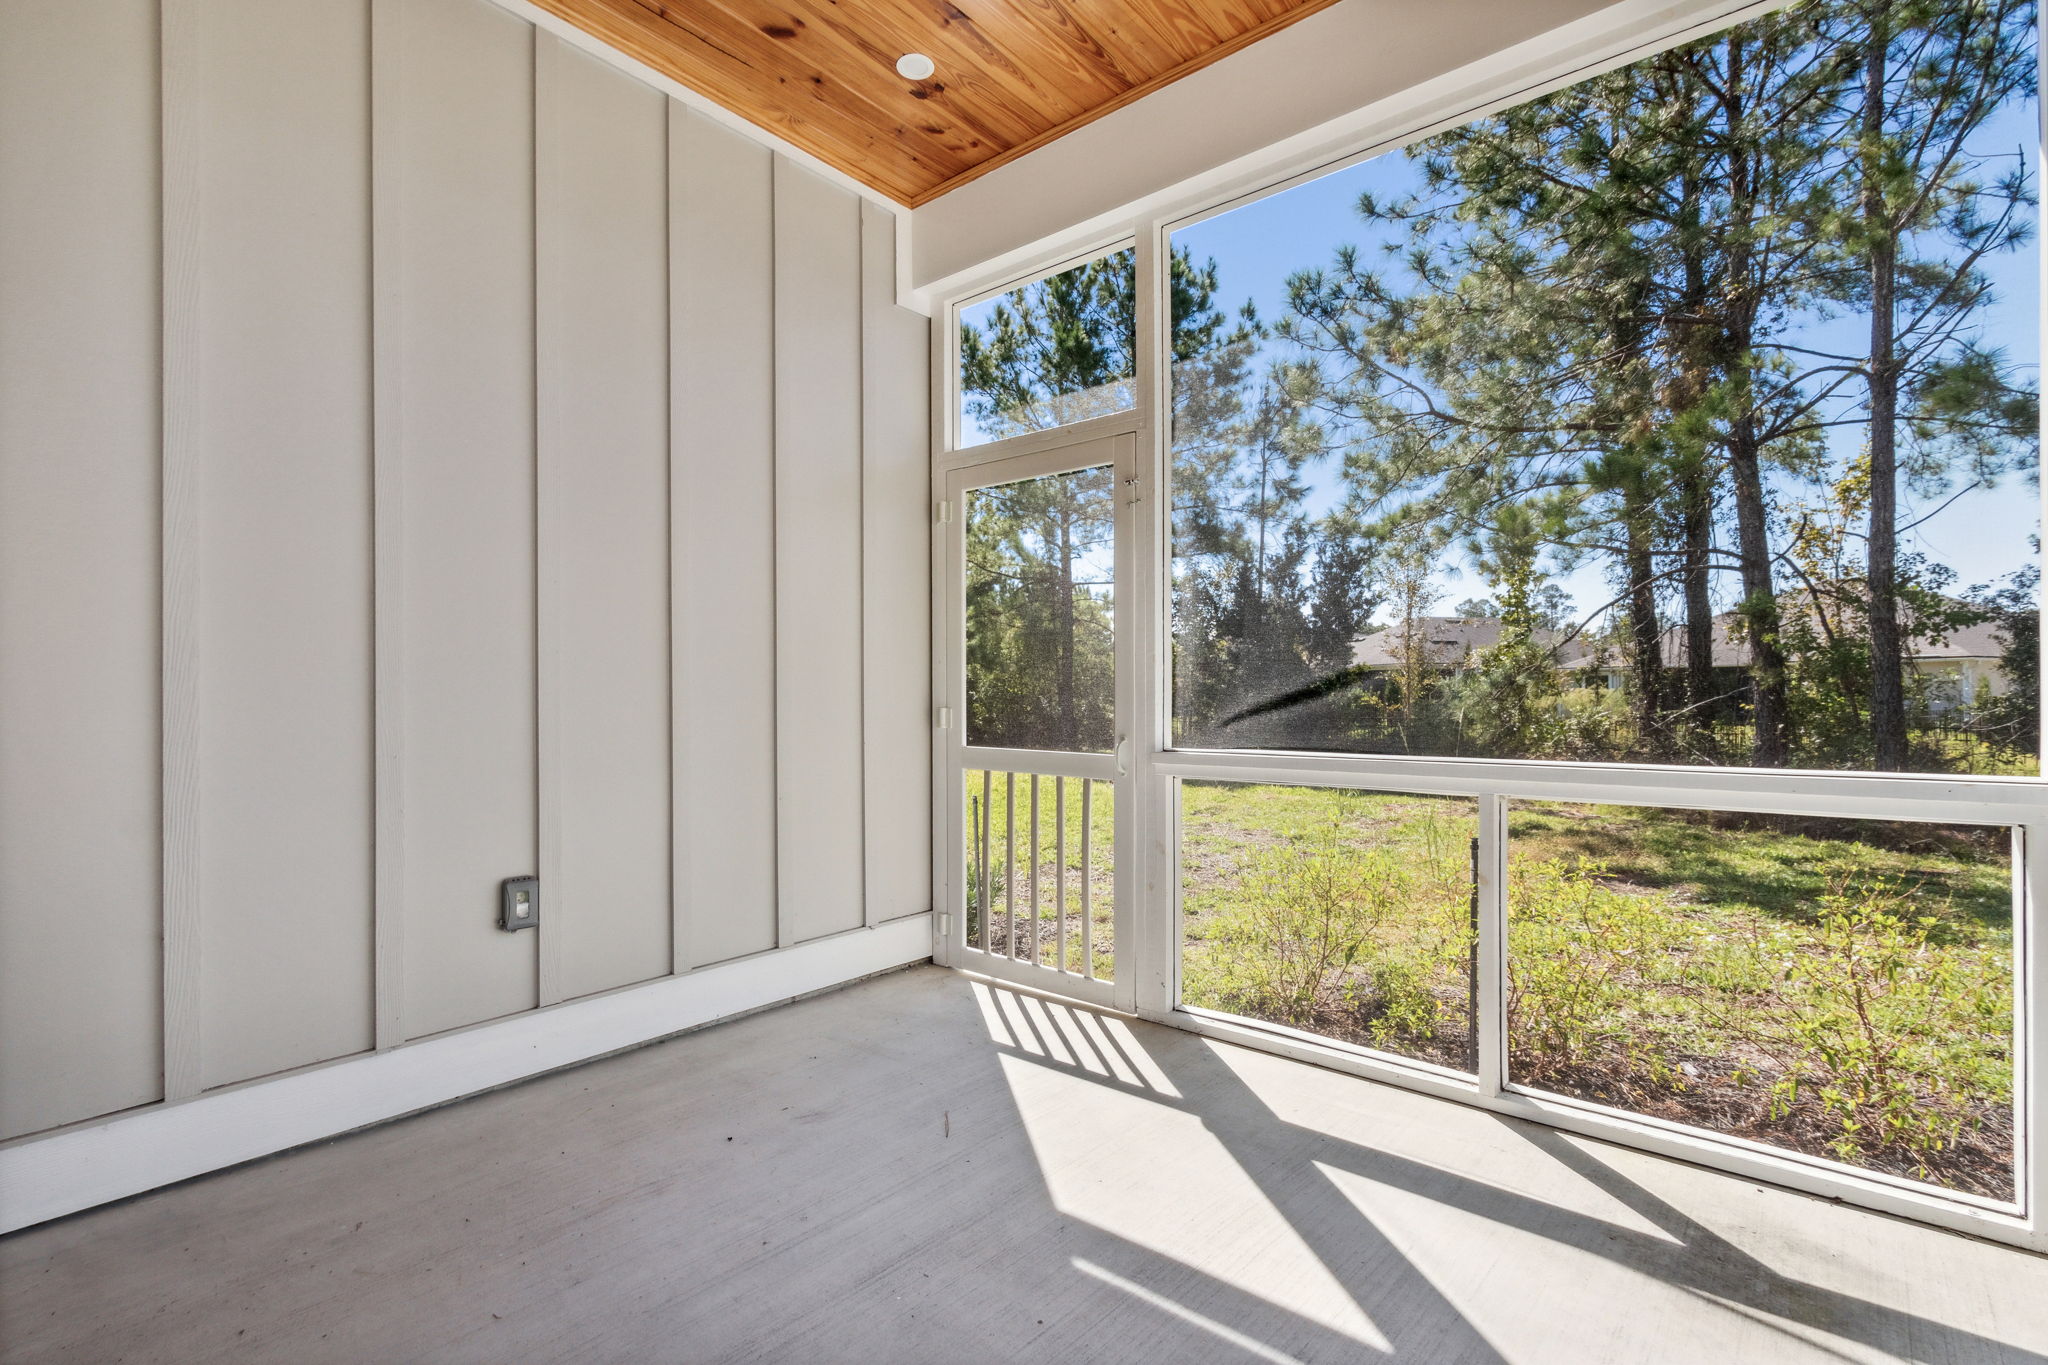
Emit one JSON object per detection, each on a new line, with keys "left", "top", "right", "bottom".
{"left": 940, "top": 431, "right": 1135, "bottom": 1008}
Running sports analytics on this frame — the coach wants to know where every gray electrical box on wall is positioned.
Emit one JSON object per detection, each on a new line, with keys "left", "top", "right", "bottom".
{"left": 500, "top": 876, "right": 539, "bottom": 932}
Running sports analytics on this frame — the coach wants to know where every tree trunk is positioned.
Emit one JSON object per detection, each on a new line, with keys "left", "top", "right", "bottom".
{"left": 1608, "top": 286, "right": 1670, "bottom": 760}
{"left": 1668, "top": 154, "right": 1717, "bottom": 754}
{"left": 1400, "top": 579, "right": 1425, "bottom": 752}
{"left": 1717, "top": 33, "right": 1790, "bottom": 768}
{"left": 1862, "top": 14, "right": 1908, "bottom": 770}
{"left": 1729, "top": 417, "right": 1791, "bottom": 767}
{"left": 1625, "top": 508, "right": 1668, "bottom": 759}
{"left": 1680, "top": 462, "right": 1717, "bottom": 726}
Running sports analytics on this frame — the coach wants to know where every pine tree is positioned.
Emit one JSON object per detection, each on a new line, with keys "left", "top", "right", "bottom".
{"left": 1823, "top": 0, "right": 2036, "bottom": 767}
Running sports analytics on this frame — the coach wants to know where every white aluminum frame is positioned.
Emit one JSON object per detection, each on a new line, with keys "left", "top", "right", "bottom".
{"left": 929, "top": 0, "right": 2048, "bottom": 1252}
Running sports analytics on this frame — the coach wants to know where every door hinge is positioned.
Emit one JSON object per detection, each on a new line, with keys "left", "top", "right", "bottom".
{"left": 936, "top": 706, "right": 952, "bottom": 730}
{"left": 938, "top": 911, "right": 952, "bottom": 938}
{"left": 937, "top": 500, "right": 953, "bottom": 524}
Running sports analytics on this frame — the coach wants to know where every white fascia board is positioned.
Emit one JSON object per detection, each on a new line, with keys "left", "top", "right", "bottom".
{"left": 479, "top": 0, "right": 926, "bottom": 315}
{"left": 907, "top": 0, "right": 1783, "bottom": 308}
{"left": 0, "top": 916, "right": 931, "bottom": 1234}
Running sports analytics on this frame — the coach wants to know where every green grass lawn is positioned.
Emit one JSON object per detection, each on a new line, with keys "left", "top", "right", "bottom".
{"left": 1177, "top": 782, "right": 2016, "bottom": 1200}
{"left": 1506, "top": 802, "right": 2012, "bottom": 930}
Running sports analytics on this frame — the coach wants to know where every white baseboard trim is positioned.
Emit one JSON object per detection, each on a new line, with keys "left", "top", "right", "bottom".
{"left": 0, "top": 915, "right": 932, "bottom": 1234}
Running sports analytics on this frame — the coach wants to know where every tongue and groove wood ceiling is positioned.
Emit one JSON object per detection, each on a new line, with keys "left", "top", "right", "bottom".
{"left": 530, "top": 0, "right": 1342, "bottom": 205}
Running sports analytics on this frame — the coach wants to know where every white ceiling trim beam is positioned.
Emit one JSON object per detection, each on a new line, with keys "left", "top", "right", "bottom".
{"left": 907, "top": 0, "right": 1786, "bottom": 309}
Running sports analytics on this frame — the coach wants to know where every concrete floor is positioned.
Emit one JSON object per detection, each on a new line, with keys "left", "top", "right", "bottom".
{"left": 2, "top": 965, "right": 2044, "bottom": 1364}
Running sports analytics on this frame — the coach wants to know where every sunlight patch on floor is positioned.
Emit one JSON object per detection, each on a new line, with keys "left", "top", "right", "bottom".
{"left": 1311, "top": 1156, "right": 1828, "bottom": 1362}
{"left": 1071, "top": 1257, "right": 1315, "bottom": 1365}
{"left": 1198, "top": 1037, "right": 1688, "bottom": 1244}
{"left": 971, "top": 980, "right": 1179, "bottom": 1095}
{"left": 970, "top": 977, "right": 1015, "bottom": 1046}
{"left": 999, "top": 1051, "right": 1391, "bottom": 1352}
{"left": 1680, "top": 1288, "right": 1902, "bottom": 1365}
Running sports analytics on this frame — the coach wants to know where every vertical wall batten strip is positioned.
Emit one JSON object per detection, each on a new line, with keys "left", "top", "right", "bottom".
{"left": 369, "top": 0, "right": 405, "bottom": 1051}
{"left": 159, "top": 0, "right": 202, "bottom": 1102}
{"left": 768, "top": 160, "right": 787, "bottom": 953}
{"left": 533, "top": 29, "right": 562, "bottom": 1008}
{"left": 858, "top": 214, "right": 872, "bottom": 933}
{"left": 541, "top": 45, "right": 669, "bottom": 1002}
{"left": 669, "top": 112, "right": 777, "bottom": 968}
{"left": 666, "top": 99, "right": 688, "bottom": 976}
{"left": 772, "top": 160, "right": 866, "bottom": 945}
{"left": 663, "top": 113, "right": 677, "bottom": 980}
{"left": 927, "top": 308, "right": 950, "bottom": 968}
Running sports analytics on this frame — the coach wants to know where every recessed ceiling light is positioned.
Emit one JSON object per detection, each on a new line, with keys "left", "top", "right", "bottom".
{"left": 896, "top": 52, "right": 936, "bottom": 81}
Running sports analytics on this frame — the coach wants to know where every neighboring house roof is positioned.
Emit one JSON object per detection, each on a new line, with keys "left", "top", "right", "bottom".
{"left": 1352, "top": 611, "right": 2008, "bottom": 672}
{"left": 1633, "top": 613, "right": 2004, "bottom": 670}
{"left": 1350, "top": 617, "right": 1575, "bottom": 670}
{"left": 1901, "top": 620, "right": 2007, "bottom": 662}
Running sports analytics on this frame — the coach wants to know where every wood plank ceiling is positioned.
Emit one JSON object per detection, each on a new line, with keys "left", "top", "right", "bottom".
{"left": 528, "top": 0, "right": 1342, "bottom": 206}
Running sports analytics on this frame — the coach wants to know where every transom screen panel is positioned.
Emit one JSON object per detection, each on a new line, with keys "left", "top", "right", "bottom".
{"left": 958, "top": 249, "right": 1137, "bottom": 449}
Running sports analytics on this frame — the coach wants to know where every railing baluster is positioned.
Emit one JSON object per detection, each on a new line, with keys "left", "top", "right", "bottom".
{"left": 1026, "top": 774, "right": 1040, "bottom": 964}
{"left": 1055, "top": 777, "right": 1067, "bottom": 973}
{"left": 1081, "top": 778, "right": 1094, "bottom": 979}
{"left": 1004, "top": 771, "right": 1016, "bottom": 957}
{"left": 967, "top": 788, "right": 979, "bottom": 949}
{"left": 983, "top": 769, "right": 999, "bottom": 949}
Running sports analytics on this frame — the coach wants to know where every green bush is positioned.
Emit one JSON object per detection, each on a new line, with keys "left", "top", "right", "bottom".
{"left": 1183, "top": 810, "right": 1471, "bottom": 1043}
{"left": 1737, "top": 879, "right": 2013, "bottom": 1174}
{"left": 1187, "top": 824, "right": 1386, "bottom": 1026}
{"left": 1505, "top": 856, "right": 1693, "bottom": 1098}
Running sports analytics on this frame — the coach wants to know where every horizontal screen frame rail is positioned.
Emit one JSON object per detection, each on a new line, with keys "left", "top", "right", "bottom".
{"left": 962, "top": 747, "right": 1120, "bottom": 782}
{"left": 1155, "top": 749, "right": 2048, "bottom": 827}
{"left": 953, "top": 949, "right": 1120, "bottom": 1008}
{"left": 1175, "top": 1003, "right": 1481, "bottom": 1090}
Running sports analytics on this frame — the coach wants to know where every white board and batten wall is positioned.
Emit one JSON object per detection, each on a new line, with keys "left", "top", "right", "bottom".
{"left": 0, "top": 0, "right": 931, "bottom": 1224}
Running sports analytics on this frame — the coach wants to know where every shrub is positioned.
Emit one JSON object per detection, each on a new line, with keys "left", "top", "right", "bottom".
{"left": 1188, "top": 824, "right": 1386, "bottom": 1025}
{"left": 1184, "top": 810, "right": 1471, "bottom": 1043}
{"left": 1505, "top": 856, "right": 1691, "bottom": 1098}
{"left": 1735, "top": 878, "right": 2012, "bottom": 1174}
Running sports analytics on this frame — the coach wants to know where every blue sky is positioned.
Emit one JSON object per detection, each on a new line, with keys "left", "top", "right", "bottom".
{"left": 1171, "top": 91, "right": 2041, "bottom": 629}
